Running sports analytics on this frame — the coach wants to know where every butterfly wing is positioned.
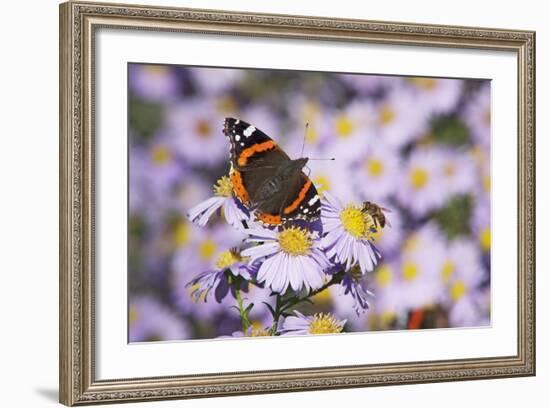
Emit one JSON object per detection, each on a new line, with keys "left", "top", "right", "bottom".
{"left": 256, "top": 173, "right": 321, "bottom": 225}
{"left": 224, "top": 117, "right": 290, "bottom": 205}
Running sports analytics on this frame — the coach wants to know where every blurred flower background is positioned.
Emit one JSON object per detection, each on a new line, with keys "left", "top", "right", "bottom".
{"left": 128, "top": 63, "right": 491, "bottom": 342}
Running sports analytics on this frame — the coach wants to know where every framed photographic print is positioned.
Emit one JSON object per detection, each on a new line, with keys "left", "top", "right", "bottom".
{"left": 59, "top": 1, "right": 536, "bottom": 405}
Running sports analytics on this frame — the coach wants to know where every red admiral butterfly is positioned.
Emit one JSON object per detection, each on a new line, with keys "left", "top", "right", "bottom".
{"left": 223, "top": 117, "right": 321, "bottom": 226}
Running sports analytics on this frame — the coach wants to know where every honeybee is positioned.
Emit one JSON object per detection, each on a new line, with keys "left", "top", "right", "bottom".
{"left": 361, "top": 201, "right": 391, "bottom": 231}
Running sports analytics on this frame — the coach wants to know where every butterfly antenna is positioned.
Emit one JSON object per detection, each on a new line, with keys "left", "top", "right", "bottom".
{"left": 300, "top": 122, "right": 309, "bottom": 158}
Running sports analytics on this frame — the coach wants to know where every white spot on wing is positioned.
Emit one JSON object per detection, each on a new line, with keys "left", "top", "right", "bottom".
{"left": 244, "top": 126, "right": 256, "bottom": 137}
{"left": 235, "top": 135, "right": 241, "bottom": 142}
{"left": 235, "top": 119, "right": 240, "bottom": 124}
{"left": 308, "top": 195, "right": 320, "bottom": 206}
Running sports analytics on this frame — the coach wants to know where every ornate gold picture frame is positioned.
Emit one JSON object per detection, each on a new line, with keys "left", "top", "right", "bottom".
{"left": 59, "top": 1, "right": 535, "bottom": 405}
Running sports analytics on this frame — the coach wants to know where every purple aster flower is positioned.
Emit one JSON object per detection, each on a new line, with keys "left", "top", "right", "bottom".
{"left": 186, "top": 248, "right": 255, "bottom": 303}
{"left": 129, "top": 295, "right": 189, "bottom": 342}
{"left": 371, "top": 87, "right": 430, "bottom": 149}
{"left": 462, "top": 83, "right": 491, "bottom": 151}
{"left": 241, "top": 227, "right": 331, "bottom": 294}
{"left": 338, "top": 73, "right": 397, "bottom": 95}
{"left": 189, "top": 67, "right": 243, "bottom": 95}
{"left": 129, "top": 63, "right": 181, "bottom": 102}
{"left": 280, "top": 311, "right": 346, "bottom": 335}
{"left": 353, "top": 142, "right": 401, "bottom": 202}
{"left": 339, "top": 265, "right": 374, "bottom": 314}
{"left": 404, "top": 77, "right": 463, "bottom": 116}
{"left": 396, "top": 147, "right": 450, "bottom": 217}
{"left": 187, "top": 175, "right": 249, "bottom": 229}
{"left": 165, "top": 98, "right": 228, "bottom": 167}
{"left": 320, "top": 192, "right": 381, "bottom": 275}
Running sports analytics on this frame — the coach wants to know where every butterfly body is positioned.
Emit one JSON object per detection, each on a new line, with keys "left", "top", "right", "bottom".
{"left": 223, "top": 118, "right": 320, "bottom": 225}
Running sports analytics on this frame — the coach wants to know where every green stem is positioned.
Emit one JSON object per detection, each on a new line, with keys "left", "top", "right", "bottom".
{"left": 269, "top": 294, "right": 282, "bottom": 335}
{"left": 235, "top": 289, "right": 251, "bottom": 333}
{"left": 280, "top": 272, "right": 344, "bottom": 314}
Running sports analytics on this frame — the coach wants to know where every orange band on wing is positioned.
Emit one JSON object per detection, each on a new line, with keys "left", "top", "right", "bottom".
{"left": 283, "top": 180, "right": 312, "bottom": 215}
{"left": 257, "top": 212, "right": 282, "bottom": 225}
{"left": 237, "top": 141, "right": 276, "bottom": 167}
{"left": 230, "top": 170, "right": 250, "bottom": 204}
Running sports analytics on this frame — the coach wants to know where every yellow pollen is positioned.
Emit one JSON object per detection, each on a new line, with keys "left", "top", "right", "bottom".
{"left": 213, "top": 175, "right": 233, "bottom": 197}
{"left": 408, "top": 77, "right": 438, "bottom": 91}
{"left": 479, "top": 228, "right": 491, "bottom": 252}
{"left": 402, "top": 261, "right": 419, "bottom": 281}
{"left": 278, "top": 227, "right": 312, "bottom": 256}
{"left": 195, "top": 119, "right": 212, "bottom": 138}
{"left": 381, "top": 311, "right": 397, "bottom": 325}
{"left": 484, "top": 175, "right": 491, "bottom": 193}
{"left": 308, "top": 313, "right": 344, "bottom": 334}
{"left": 441, "top": 260, "right": 455, "bottom": 282}
{"left": 335, "top": 115, "right": 354, "bottom": 138}
{"left": 340, "top": 204, "right": 375, "bottom": 239}
{"left": 450, "top": 280, "right": 467, "bottom": 301}
{"left": 151, "top": 145, "right": 171, "bottom": 165}
{"left": 375, "top": 264, "right": 393, "bottom": 287}
{"left": 367, "top": 158, "right": 384, "bottom": 177}
{"left": 199, "top": 239, "right": 216, "bottom": 260}
{"left": 215, "top": 249, "right": 241, "bottom": 270}
{"left": 173, "top": 221, "right": 190, "bottom": 247}
{"left": 247, "top": 328, "right": 272, "bottom": 337}
{"left": 378, "top": 105, "right": 396, "bottom": 125}
{"left": 409, "top": 167, "right": 429, "bottom": 189}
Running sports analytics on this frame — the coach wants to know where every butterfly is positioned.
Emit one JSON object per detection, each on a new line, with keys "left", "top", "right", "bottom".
{"left": 223, "top": 117, "right": 321, "bottom": 226}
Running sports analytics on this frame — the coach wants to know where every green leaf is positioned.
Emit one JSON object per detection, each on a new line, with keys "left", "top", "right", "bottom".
{"left": 431, "top": 116, "right": 470, "bottom": 147}
{"left": 129, "top": 98, "right": 164, "bottom": 140}
{"left": 434, "top": 194, "right": 472, "bottom": 239}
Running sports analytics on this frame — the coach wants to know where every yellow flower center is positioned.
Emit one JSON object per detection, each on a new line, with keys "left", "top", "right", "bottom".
{"left": 441, "top": 260, "right": 455, "bottom": 282}
{"left": 247, "top": 328, "right": 272, "bottom": 337}
{"left": 479, "top": 228, "right": 491, "bottom": 252}
{"left": 408, "top": 77, "right": 437, "bottom": 91}
{"left": 216, "top": 95, "right": 237, "bottom": 113}
{"left": 308, "top": 313, "right": 344, "bottom": 334}
{"left": 409, "top": 167, "right": 429, "bottom": 189}
{"left": 335, "top": 115, "right": 354, "bottom": 138}
{"left": 450, "top": 280, "right": 467, "bottom": 301}
{"left": 195, "top": 119, "right": 212, "bottom": 138}
{"left": 172, "top": 221, "right": 190, "bottom": 247}
{"left": 151, "top": 145, "right": 171, "bottom": 165}
{"left": 340, "top": 204, "right": 375, "bottom": 239}
{"left": 313, "top": 175, "right": 330, "bottom": 195}
{"left": 375, "top": 264, "right": 393, "bottom": 287}
{"left": 366, "top": 158, "right": 384, "bottom": 177}
{"left": 215, "top": 249, "right": 241, "bottom": 270}
{"left": 403, "top": 235, "right": 419, "bottom": 253}
{"left": 278, "top": 227, "right": 312, "bottom": 256}
{"left": 378, "top": 105, "right": 396, "bottom": 125}
{"left": 213, "top": 175, "right": 233, "bottom": 197}
{"left": 402, "top": 261, "right": 419, "bottom": 281}
{"left": 312, "top": 288, "right": 332, "bottom": 304}
{"left": 143, "top": 65, "right": 168, "bottom": 76}
{"left": 484, "top": 175, "right": 491, "bottom": 193}
{"left": 484, "top": 108, "right": 491, "bottom": 125}
{"left": 199, "top": 239, "right": 216, "bottom": 260}
{"left": 444, "top": 163, "right": 455, "bottom": 177}
{"left": 129, "top": 304, "right": 139, "bottom": 325}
